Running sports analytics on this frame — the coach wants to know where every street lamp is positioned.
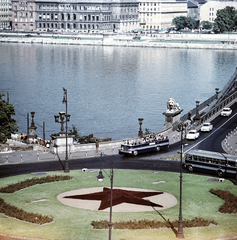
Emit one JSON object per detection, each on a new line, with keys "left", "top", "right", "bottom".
{"left": 177, "top": 123, "right": 185, "bottom": 238}
{"left": 97, "top": 154, "right": 113, "bottom": 240}
{"left": 215, "top": 88, "right": 219, "bottom": 99}
{"left": 193, "top": 101, "right": 200, "bottom": 121}
{"left": 54, "top": 88, "right": 70, "bottom": 173}
{"left": 138, "top": 118, "right": 144, "bottom": 138}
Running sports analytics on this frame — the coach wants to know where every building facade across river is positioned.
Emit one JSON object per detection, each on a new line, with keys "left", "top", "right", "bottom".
{"left": 11, "top": 0, "right": 140, "bottom": 33}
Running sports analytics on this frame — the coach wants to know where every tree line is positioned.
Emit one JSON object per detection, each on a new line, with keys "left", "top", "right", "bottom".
{"left": 172, "top": 6, "right": 237, "bottom": 33}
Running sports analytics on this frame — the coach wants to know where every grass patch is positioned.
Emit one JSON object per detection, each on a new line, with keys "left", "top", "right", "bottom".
{"left": 0, "top": 170, "right": 236, "bottom": 240}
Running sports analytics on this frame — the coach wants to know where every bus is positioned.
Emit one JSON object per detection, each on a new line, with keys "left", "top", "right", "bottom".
{"left": 184, "top": 149, "right": 237, "bottom": 178}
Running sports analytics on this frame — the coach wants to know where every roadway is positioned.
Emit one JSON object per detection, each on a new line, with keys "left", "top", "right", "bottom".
{"left": 0, "top": 103, "right": 236, "bottom": 179}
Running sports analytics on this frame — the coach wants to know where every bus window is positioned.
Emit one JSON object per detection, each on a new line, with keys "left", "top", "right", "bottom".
{"left": 220, "top": 160, "right": 226, "bottom": 165}
{"left": 187, "top": 154, "right": 192, "bottom": 160}
{"left": 228, "top": 161, "right": 236, "bottom": 167}
{"left": 206, "top": 158, "right": 212, "bottom": 163}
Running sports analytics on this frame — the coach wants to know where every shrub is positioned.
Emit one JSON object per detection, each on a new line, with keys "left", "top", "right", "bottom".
{"left": 209, "top": 188, "right": 237, "bottom": 214}
{"left": 0, "top": 175, "right": 72, "bottom": 224}
{"left": 91, "top": 217, "right": 217, "bottom": 229}
{"left": 0, "top": 175, "right": 72, "bottom": 193}
{"left": 0, "top": 197, "right": 53, "bottom": 224}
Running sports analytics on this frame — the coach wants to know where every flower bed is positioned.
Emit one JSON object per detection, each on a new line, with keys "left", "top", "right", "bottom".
{"left": 0, "top": 175, "right": 72, "bottom": 193}
{"left": 0, "top": 175, "right": 72, "bottom": 224}
{"left": 0, "top": 198, "right": 53, "bottom": 224}
{"left": 91, "top": 217, "right": 217, "bottom": 229}
{"left": 209, "top": 188, "right": 237, "bottom": 214}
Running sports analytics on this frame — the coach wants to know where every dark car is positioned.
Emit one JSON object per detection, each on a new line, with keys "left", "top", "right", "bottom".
{"left": 133, "top": 36, "right": 141, "bottom": 40}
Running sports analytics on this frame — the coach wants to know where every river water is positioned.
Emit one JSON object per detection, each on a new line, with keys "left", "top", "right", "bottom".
{"left": 1, "top": 42, "right": 237, "bottom": 140}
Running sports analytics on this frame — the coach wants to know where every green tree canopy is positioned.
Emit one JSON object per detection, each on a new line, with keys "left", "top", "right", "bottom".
{"left": 69, "top": 125, "right": 81, "bottom": 143}
{"left": 201, "top": 20, "right": 213, "bottom": 30}
{"left": 172, "top": 16, "right": 197, "bottom": 30}
{"left": 0, "top": 93, "right": 18, "bottom": 143}
{"left": 214, "top": 6, "right": 237, "bottom": 32}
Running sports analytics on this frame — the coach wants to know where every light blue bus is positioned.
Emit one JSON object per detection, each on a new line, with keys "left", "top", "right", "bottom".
{"left": 184, "top": 149, "right": 237, "bottom": 178}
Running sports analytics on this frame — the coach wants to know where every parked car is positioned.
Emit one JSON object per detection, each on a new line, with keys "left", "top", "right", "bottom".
{"left": 201, "top": 123, "right": 213, "bottom": 132}
{"left": 186, "top": 130, "right": 199, "bottom": 140}
{"left": 133, "top": 36, "right": 141, "bottom": 40}
{"left": 221, "top": 107, "right": 232, "bottom": 116}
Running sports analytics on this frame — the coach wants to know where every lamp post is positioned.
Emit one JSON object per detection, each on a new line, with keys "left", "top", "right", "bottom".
{"left": 193, "top": 101, "right": 200, "bottom": 121}
{"left": 97, "top": 154, "right": 113, "bottom": 240}
{"left": 138, "top": 118, "right": 144, "bottom": 138}
{"left": 215, "top": 88, "right": 219, "bottom": 99}
{"left": 54, "top": 88, "right": 70, "bottom": 172}
{"left": 177, "top": 123, "right": 185, "bottom": 238}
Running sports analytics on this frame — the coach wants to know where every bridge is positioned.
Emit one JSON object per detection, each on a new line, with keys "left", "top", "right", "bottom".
{"left": 1, "top": 67, "right": 237, "bottom": 158}
{"left": 51, "top": 66, "right": 237, "bottom": 155}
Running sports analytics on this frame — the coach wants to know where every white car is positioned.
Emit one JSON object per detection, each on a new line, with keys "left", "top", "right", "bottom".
{"left": 221, "top": 108, "right": 232, "bottom": 117}
{"left": 186, "top": 130, "right": 199, "bottom": 140}
{"left": 201, "top": 123, "right": 213, "bottom": 132}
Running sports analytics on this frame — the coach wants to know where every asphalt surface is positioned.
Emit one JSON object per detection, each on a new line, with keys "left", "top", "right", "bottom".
{"left": 0, "top": 103, "right": 237, "bottom": 179}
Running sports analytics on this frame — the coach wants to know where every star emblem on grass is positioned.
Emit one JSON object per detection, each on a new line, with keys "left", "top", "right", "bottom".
{"left": 64, "top": 187, "right": 164, "bottom": 210}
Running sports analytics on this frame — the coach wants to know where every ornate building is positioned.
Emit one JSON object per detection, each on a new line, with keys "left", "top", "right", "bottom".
{"left": 11, "top": 0, "right": 35, "bottom": 31}
{"left": 0, "top": 0, "right": 12, "bottom": 29}
{"left": 11, "top": 0, "right": 140, "bottom": 33}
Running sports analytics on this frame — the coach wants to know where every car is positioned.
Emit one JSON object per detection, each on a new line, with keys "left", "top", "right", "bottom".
{"left": 186, "top": 130, "right": 199, "bottom": 140}
{"left": 221, "top": 107, "right": 232, "bottom": 116}
{"left": 201, "top": 123, "right": 213, "bottom": 132}
{"left": 133, "top": 36, "right": 141, "bottom": 40}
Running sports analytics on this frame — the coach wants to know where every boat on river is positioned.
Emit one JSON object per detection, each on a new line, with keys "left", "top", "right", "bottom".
{"left": 119, "top": 135, "right": 169, "bottom": 156}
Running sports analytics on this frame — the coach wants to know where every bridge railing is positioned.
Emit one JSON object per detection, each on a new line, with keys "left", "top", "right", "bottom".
{"left": 180, "top": 93, "right": 218, "bottom": 123}
{"left": 197, "top": 90, "right": 236, "bottom": 125}
{"left": 187, "top": 90, "right": 237, "bottom": 130}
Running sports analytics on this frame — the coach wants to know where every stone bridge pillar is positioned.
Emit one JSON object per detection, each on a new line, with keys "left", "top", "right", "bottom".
{"left": 163, "top": 98, "right": 183, "bottom": 130}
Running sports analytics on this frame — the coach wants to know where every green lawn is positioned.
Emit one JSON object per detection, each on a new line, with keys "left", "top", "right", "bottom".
{"left": 0, "top": 169, "right": 236, "bottom": 240}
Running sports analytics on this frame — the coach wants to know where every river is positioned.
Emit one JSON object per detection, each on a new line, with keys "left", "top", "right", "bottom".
{"left": 1, "top": 42, "right": 237, "bottom": 140}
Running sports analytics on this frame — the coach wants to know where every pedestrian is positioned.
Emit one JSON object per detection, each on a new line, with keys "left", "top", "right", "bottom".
{"left": 96, "top": 140, "right": 99, "bottom": 153}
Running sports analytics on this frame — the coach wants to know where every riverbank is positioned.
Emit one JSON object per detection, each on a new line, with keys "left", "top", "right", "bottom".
{"left": 1, "top": 32, "right": 237, "bottom": 50}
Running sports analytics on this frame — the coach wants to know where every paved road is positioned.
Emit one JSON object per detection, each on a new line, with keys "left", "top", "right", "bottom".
{"left": 0, "top": 104, "right": 236, "bottom": 179}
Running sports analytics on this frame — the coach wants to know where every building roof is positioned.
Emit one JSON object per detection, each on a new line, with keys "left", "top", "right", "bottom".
{"left": 188, "top": 1, "right": 198, "bottom": 8}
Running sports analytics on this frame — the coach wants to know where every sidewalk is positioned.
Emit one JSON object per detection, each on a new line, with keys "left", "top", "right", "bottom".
{"left": 0, "top": 141, "right": 119, "bottom": 165}
{"left": 0, "top": 128, "right": 179, "bottom": 165}
{"left": 1, "top": 122, "right": 236, "bottom": 165}
{"left": 222, "top": 128, "right": 237, "bottom": 155}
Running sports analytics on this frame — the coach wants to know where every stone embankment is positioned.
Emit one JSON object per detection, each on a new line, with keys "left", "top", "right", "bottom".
{"left": 1, "top": 32, "right": 237, "bottom": 50}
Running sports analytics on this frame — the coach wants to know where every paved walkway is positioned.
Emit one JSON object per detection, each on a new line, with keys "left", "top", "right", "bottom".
{"left": 221, "top": 127, "right": 237, "bottom": 155}
{"left": 0, "top": 141, "right": 119, "bottom": 166}
{"left": 0, "top": 125, "right": 236, "bottom": 166}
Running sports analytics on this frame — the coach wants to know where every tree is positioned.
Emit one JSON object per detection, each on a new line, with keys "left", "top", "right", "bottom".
{"left": 201, "top": 20, "right": 213, "bottom": 30}
{"left": 214, "top": 6, "right": 237, "bottom": 32}
{"left": 172, "top": 16, "right": 187, "bottom": 31}
{"left": 0, "top": 93, "right": 18, "bottom": 144}
{"left": 69, "top": 125, "right": 81, "bottom": 142}
{"left": 186, "top": 17, "right": 198, "bottom": 30}
{"left": 172, "top": 16, "right": 198, "bottom": 31}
